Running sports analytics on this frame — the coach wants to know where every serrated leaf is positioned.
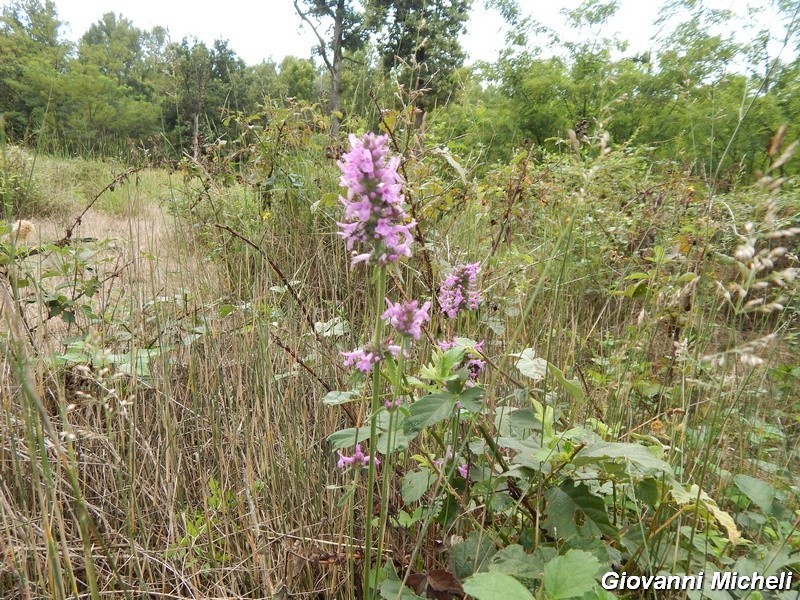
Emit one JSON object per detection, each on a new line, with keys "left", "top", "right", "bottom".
{"left": 573, "top": 442, "right": 672, "bottom": 477}
{"left": 380, "top": 580, "right": 426, "bottom": 600}
{"left": 463, "top": 572, "right": 534, "bottom": 600}
{"left": 458, "top": 385, "right": 485, "bottom": 413}
{"left": 733, "top": 474, "right": 776, "bottom": 515}
{"left": 562, "top": 537, "right": 619, "bottom": 567}
{"left": 543, "top": 481, "right": 618, "bottom": 541}
{"left": 322, "top": 391, "right": 357, "bottom": 406}
{"left": 513, "top": 348, "right": 548, "bottom": 382}
{"left": 403, "top": 393, "right": 456, "bottom": 436}
{"left": 450, "top": 531, "right": 497, "bottom": 579}
{"left": 488, "top": 544, "right": 543, "bottom": 580}
{"left": 441, "top": 347, "right": 467, "bottom": 372}
{"left": 542, "top": 550, "right": 600, "bottom": 600}
{"left": 401, "top": 469, "right": 435, "bottom": 504}
{"left": 327, "top": 427, "right": 371, "bottom": 450}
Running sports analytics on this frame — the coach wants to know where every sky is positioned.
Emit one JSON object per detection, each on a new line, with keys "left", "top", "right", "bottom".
{"left": 7, "top": 0, "right": 792, "bottom": 67}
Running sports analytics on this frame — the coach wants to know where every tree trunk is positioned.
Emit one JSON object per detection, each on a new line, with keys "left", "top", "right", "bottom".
{"left": 330, "top": 0, "right": 345, "bottom": 138}
{"left": 192, "top": 111, "right": 200, "bottom": 160}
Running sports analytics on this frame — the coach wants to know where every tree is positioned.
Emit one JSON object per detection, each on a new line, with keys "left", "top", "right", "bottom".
{"left": 241, "top": 60, "right": 280, "bottom": 107}
{"left": 166, "top": 38, "right": 246, "bottom": 159}
{"left": 293, "top": 0, "right": 366, "bottom": 136}
{"left": 79, "top": 13, "right": 144, "bottom": 89}
{"left": 368, "top": 0, "right": 472, "bottom": 130}
{"left": 277, "top": 56, "right": 318, "bottom": 102}
{"left": 0, "top": 0, "right": 69, "bottom": 141}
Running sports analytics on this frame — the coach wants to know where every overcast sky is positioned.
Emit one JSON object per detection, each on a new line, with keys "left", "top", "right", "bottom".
{"left": 8, "top": 0, "right": 791, "bottom": 66}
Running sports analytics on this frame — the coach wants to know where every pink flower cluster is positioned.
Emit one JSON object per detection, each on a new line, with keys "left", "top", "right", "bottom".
{"left": 439, "top": 262, "right": 482, "bottom": 318}
{"left": 337, "top": 444, "right": 380, "bottom": 469}
{"left": 382, "top": 299, "right": 431, "bottom": 340}
{"left": 337, "top": 133, "right": 415, "bottom": 266}
{"left": 343, "top": 300, "right": 430, "bottom": 372}
{"left": 384, "top": 398, "right": 404, "bottom": 410}
{"left": 438, "top": 338, "right": 486, "bottom": 386}
{"left": 341, "top": 341, "right": 401, "bottom": 373}
{"left": 432, "top": 445, "right": 470, "bottom": 479}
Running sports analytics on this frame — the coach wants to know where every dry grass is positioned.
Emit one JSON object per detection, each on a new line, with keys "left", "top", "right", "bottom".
{"left": 0, "top": 167, "right": 366, "bottom": 598}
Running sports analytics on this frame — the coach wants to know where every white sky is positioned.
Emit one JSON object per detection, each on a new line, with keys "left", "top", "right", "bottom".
{"left": 5, "top": 0, "right": 792, "bottom": 66}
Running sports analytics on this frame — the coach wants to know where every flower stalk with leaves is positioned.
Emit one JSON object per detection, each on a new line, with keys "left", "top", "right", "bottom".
{"left": 336, "top": 132, "right": 426, "bottom": 597}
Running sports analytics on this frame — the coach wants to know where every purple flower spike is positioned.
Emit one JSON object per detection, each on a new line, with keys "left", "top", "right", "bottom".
{"left": 439, "top": 262, "right": 482, "bottom": 318}
{"left": 382, "top": 299, "right": 431, "bottom": 340}
{"left": 337, "top": 133, "right": 415, "bottom": 267}
{"left": 342, "top": 348, "right": 380, "bottom": 373}
{"left": 337, "top": 444, "right": 380, "bottom": 469}
{"left": 342, "top": 340, "right": 404, "bottom": 373}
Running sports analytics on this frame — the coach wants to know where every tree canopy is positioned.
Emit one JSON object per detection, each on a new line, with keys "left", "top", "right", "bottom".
{"left": 0, "top": 0, "right": 797, "bottom": 179}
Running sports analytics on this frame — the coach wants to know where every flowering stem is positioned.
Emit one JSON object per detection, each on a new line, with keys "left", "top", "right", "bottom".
{"left": 376, "top": 407, "right": 395, "bottom": 586}
{"left": 363, "top": 265, "right": 386, "bottom": 599}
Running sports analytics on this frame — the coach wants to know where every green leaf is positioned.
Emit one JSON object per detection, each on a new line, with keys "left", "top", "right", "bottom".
{"left": 380, "top": 580, "right": 426, "bottom": 600}
{"left": 450, "top": 531, "right": 497, "bottom": 579}
{"left": 401, "top": 469, "right": 435, "bottom": 504}
{"left": 458, "top": 385, "right": 485, "bottom": 413}
{"left": 542, "top": 550, "right": 600, "bottom": 600}
{"left": 488, "top": 544, "right": 543, "bottom": 580}
{"left": 621, "top": 280, "right": 648, "bottom": 298}
{"left": 733, "top": 474, "right": 776, "bottom": 515}
{"left": 582, "top": 587, "right": 618, "bottom": 600}
{"left": 635, "top": 478, "right": 661, "bottom": 508}
{"left": 512, "top": 348, "right": 548, "bottom": 382}
{"left": 509, "top": 408, "right": 540, "bottom": 431}
{"left": 463, "top": 572, "right": 534, "bottom": 600}
{"left": 572, "top": 442, "right": 672, "bottom": 477}
{"left": 327, "top": 427, "right": 371, "bottom": 450}
{"left": 321, "top": 391, "right": 357, "bottom": 406}
{"left": 543, "top": 481, "right": 618, "bottom": 541}
{"left": 377, "top": 417, "right": 417, "bottom": 453}
{"left": 441, "top": 347, "right": 467, "bottom": 373}
{"left": 419, "top": 347, "right": 466, "bottom": 384}
{"left": 403, "top": 393, "right": 456, "bottom": 436}
{"left": 623, "top": 272, "right": 650, "bottom": 281}
{"left": 546, "top": 363, "right": 585, "bottom": 403}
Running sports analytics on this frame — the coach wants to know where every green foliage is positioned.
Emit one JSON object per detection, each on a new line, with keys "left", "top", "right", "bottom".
{"left": 542, "top": 550, "right": 601, "bottom": 599}
{"left": 463, "top": 571, "right": 534, "bottom": 600}
{"left": 277, "top": 56, "right": 318, "bottom": 102}
{"left": 0, "top": 144, "right": 51, "bottom": 215}
{"left": 368, "top": 0, "right": 472, "bottom": 114}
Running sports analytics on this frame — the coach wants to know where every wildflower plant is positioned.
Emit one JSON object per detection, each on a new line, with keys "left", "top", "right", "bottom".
{"left": 337, "top": 132, "right": 415, "bottom": 267}
{"left": 329, "top": 133, "right": 491, "bottom": 598}
{"left": 323, "top": 130, "right": 772, "bottom": 600}
{"left": 439, "top": 262, "right": 482, "bottom": 318}
{"left": 382, "top": 299, "right": 431, "bottom": 340}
